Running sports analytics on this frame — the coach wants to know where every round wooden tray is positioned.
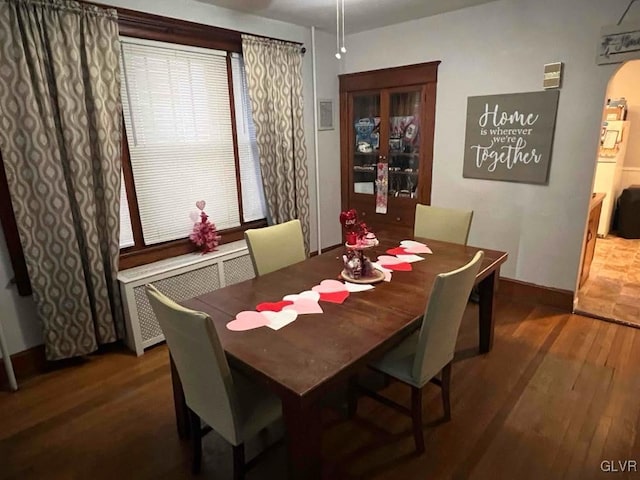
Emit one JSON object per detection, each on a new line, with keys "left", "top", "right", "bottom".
{"left": 340, "top": 268, "right": 385, "bottom": 284}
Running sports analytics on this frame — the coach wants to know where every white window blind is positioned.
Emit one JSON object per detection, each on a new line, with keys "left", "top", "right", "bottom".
{"left": 230, "top": 54, "right": 267, "bottom": 222}
{"left": 120, "top": 38, "right": 240, "bottom": 245}
{"left": 119, "top": 174, "right": 135, "bottom": 248}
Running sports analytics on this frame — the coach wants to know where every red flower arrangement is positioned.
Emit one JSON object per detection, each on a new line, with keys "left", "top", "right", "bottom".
{"left": 339, "top": 209, "right": 359, "bottom": 245}
{"left": 339, "top": 209, "right": 377, "bottom": 247}
{"left": 189, "top": 200, "right": 221, "bottom": 254}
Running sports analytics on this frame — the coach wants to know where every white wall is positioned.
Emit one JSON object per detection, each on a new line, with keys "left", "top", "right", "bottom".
{"left": 0, "top": 0, "right": 341, "bottom": 355}
{"left": 0, "top": 225, "right": 41, "bottom": 357}
{"left": 314, "top": 29, "right": 342, "bottom": 249}
{"left": 341, "top": 0, "right": 639, "bottom": 291}
{"left": 621, "top": 168, "right": 640, "bottom": 191}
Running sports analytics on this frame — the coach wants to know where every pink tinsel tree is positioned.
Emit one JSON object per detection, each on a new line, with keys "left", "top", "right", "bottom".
{"left": 189, "top": 201, "right": 221, "bottom": 254}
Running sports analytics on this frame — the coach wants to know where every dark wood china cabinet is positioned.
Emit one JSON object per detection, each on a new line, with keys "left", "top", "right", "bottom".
{"left": 339, "top": 61, "right": 439, "bottom": 229}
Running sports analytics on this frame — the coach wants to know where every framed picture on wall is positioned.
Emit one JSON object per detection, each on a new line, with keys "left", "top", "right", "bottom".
{"left": 318, "top": 99, "right": 334, "bottom": 131}
{"left": 602, "top": 129, "right": 619, "bottom": 149}
{"left": 462, "top": 90, "right": 560, "bottom": 184}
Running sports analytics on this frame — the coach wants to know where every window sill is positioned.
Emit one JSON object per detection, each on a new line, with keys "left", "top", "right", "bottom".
{"left": 119, "top": 219, "right": 266, "bottom": 270}
{"left": 117, "top": 239, "right": 248, "bottom": 283}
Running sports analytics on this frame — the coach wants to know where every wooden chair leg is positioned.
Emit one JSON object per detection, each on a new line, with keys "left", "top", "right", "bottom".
{"left": 232, "top": 444, "right": 245, "bottom": 480}
{"left": 411, "top": 386, "right": 425, "bottom": 454}
{"left": 442, "top": 362, "right": 452, "bottom": 421}
{"left": 188, "top": 409, "right": 202, "bottom": 474}
{"left": 170, "top": 355, "right": 190, "bottom": 440}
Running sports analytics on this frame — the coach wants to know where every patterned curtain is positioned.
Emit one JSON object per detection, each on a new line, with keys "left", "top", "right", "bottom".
{"left": 0, "top": 0, "right": 123, "bottom": 360}
{"left": 241, "top": 34, "right": 311, "bottom": 253}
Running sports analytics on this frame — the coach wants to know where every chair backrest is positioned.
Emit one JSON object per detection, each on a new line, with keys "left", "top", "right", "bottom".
{"left": 411, "top": 251, "right": 484, "bottom": 384}
{"left": 244, "top": 219, "right": 306, "bottom": 276}
{"left": 145, "top": 284, "right": 242, "bottom": 445}
{"left": 414, "top": 204, "right": 473, "bottom": 245}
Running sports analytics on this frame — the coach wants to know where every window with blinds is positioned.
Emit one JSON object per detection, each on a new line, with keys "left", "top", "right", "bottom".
{"left": 230, "top": 54, "right": 267, "bottom": 223}
{"left": 119, "top": 38, "right": 265, "bottom": 249}
{"left": 119, "top": 174, "right": 134, "bottom": 248}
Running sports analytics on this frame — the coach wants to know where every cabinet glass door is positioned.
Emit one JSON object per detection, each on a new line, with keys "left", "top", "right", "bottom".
{"left": 388, "top": 90, "right": 421, "bottom": 199}
{"left": 351, "top": 93, "right": 380, "bottom": 196}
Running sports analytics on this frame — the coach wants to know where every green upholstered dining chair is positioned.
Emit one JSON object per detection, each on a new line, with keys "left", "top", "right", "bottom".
{"left": 145, "top": 285, "right": 282, "bottom": 479}
{"left": 244, "top": 219, "right": 306, "bottom": 276}
{"left": 352, "top": 251, "right": 484, "bottom": 454}
{"left": 414, "top": 204, "right": 474, "bottom": 245}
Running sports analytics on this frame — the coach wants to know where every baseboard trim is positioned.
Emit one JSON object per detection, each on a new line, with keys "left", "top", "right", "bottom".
{"left": 498, "top": 277, "right": 573, "bottom": 312}
{"left": 0, "top": 344, "right": 46, "bottom": 388}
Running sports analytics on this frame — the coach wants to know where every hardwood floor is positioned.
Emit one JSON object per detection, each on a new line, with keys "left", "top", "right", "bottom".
{"left": 1, "top": 297, "right": 639, "bottom": 479}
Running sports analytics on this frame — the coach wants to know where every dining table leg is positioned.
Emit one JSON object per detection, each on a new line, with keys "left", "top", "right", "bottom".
{"left": 478, "top": 268, "right": 499, "bottom": 354}
{"left": 282, "top": 395, "right": 322, "bottom": 480}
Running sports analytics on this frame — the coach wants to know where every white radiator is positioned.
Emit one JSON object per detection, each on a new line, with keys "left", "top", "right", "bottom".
{"left": 117, "top": 240, "right": 255, "bottom": 355}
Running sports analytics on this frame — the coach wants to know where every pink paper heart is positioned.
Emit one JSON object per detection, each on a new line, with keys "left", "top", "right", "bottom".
{"left": 400, "top": 240, "right": 432, "bottom": 254}
{"left": 196, "top": 200, "right": 206, "bottom": 211}
{"left": 227, "top": 311, "right": 269, "bottom": 331}
{"left": 396, "top": 254, "right": 424, "bottom": 263}
{"left": 256, "top": 300, "right": 293, "bottom": 312}
{"left": 312, "top": 279, "right": 347, "bottom": 294}
{"left": 377, "top": 255, "right": 404, "bottom": 265}
{"left": 283, "top": 297, "right": 323, "bottom": 315}
{"left": 189, "top": 211, "right": 200, "bottom": 223}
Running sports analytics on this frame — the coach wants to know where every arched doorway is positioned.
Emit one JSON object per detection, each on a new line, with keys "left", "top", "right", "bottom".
{"left": 575, "top": 60, "right": 640, "bottom": 327}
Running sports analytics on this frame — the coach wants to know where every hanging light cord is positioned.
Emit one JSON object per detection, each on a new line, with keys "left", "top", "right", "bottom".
{"left": 341, "top": 0, "right": 346, "bottom": 54}
{"left": 618, "top": 0, "right": 638, "bottom": 25}
{"left": 335, "top": 0, "right": 341, "bottom": 59}
{"left": 335, "top": 0, "right": 346, "bottom": 59}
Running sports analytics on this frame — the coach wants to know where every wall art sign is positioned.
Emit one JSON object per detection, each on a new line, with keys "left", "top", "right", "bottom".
{"left": 463, "top": 90, "right": 560, "bottom": 185}
{"left": 597, "top": 23, "right": 640, "bottom": 65}
{"left": 318, "top": 99, "right": 334, "bottom": 130}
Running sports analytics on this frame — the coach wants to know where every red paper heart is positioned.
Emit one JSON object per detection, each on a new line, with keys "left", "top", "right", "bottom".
{"left": 379, "top": 261, "right": 412, "bottom": 272}
{"left": 319, "top": 290, "right": 350, "bottom": 304}
{"left": 386, "top": 247, "right": 409, "bottom": 256}
{"left": 256, "top": 300, "right": 293, "bottom": 312}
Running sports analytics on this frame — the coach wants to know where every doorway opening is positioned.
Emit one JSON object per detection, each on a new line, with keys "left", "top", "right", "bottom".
{"left": 575, "top": 60, "right": 640, "bottom": 327}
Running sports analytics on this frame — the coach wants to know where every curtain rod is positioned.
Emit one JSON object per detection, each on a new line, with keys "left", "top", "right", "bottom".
{"left": 84, "top": 1, "right": 305, "bottom": 51}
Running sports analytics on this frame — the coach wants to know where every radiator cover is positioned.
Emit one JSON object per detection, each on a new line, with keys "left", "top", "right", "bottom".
{"left": 118, "top": 241, "right": 254, "bottom": 355}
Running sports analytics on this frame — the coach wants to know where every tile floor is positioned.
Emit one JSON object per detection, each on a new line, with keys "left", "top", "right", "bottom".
{"left": 576, "top": 233, "right": 640, "bottom": 327}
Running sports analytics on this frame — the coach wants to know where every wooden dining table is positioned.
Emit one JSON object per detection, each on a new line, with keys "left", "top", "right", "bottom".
{"left": 177, "top": 234, "right": 508, "bottom": 479}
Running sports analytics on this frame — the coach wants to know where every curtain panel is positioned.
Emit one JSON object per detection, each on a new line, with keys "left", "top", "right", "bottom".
{"left": 241, "top": 34, "right": 311, "bottom": 253}
{"left": 0, "top": 0, "right": 123, "bottom": 360}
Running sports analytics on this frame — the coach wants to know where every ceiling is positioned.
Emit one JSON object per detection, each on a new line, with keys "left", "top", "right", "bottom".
{"left": 195, "top": 0, "right": 498, "bottom": 34}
